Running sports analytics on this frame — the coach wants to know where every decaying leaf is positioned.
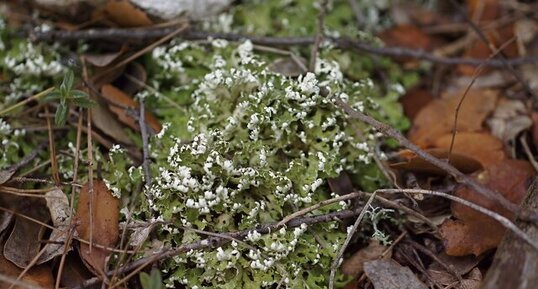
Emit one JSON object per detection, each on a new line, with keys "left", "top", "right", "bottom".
{"left": 341, "top": 240, "right": 390, "bottom": 276}
{"left": 0, "top": 246, "right": 54, "bottom": 289}
{"left": 391, "top": 148, "right": 482, "bottom": 175}
{"left": 409, "top": 89, "right": 498, "bottom": 147}
{"left": 487, "top": 98, "right": 532, "bottom": 145}
{"left": 76, "top": 179, "right": 120, "bottom": 275}
{"left": 0, "top": 168, "right": 16, "bottom": 185}
{"left": 433, "top": 132, "right": 505, "bottom": 167}
{"left": 83, "top": 46, "right": 127, "bottom": 67}
{"left": 268, "top": 57, "right": 306, "bottom": 77}
{"left": 91, "top": 98, "right": 135, "bottom": 146}
{"left": 364, "top": 259, "right": 428, "bottom": 289}
{"left": 38, "top": 188, "right": 73, "bottom": 264}
{"left": 99, "top": 0, "right": 153, "bottom": 27}
{"left": 101, "top": 84, "right": 162, "bottom": 133}
{"left": 440, "top": 160, "right": 534, "bottom": 256}
{"left": 399, "top": 87, "right": 433, "bottom": 121}
{"left": 4, "top": 199, "right": 50, "bottom": 268}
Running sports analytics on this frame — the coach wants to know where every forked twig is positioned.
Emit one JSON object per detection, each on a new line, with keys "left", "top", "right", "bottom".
{"left": 377, "top": 189, "right": 538, "bottom": 252}
{"left": 329, "top": 191, "right": 377, "bottom": 289}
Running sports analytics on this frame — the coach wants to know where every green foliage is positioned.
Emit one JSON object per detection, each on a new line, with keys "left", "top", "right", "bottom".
{"left": 43, "top": 70, "right": 95, "bottom": 125}
{"left": 140, "top": 269, "right": 164, "bottom": 289}
{"left": 138, "top": 36, "right": 408, "bottom": 288}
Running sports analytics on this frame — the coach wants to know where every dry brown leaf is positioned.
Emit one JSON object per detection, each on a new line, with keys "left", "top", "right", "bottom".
{"left": 459, "top": 0, "right": 518, "bottom": 75}
{"left": 76, "top": 179, "right": 120, "bottom": 275}
{"left": 0, "top": 249, "right": 54, "bottom": 289}
{"left": 101, "top": 84, "right": 162, "bottom": 133}
{"left": 409, "top": 89, "right": 498, "bottom": 147}
{"left": 433, "top": 132, "right": 505, "bottom": 167}
{"left": 439, "top": 160, "right": 534, "bottom": 256}
{"left": 101, "top": 0, "right": 153, "bottom": 27}
{"left": 84, "top": 46, "right": 127, "bottom": 67}
{"left": 399, "top": 87, "right": 433, "bottom": 121}
{"left": 487, "top": 98, "right": 532, "bottom": 145}
{"left": 91, "top": 99, "right": 135, "bottom": 145}
{"left": 391, "top": 148, "right": 482, "bottom": 175}
{"left": 38, "top": 188, "right": 72, "bottom": 264}
{"left": 122, "top": 62, "right": 147, "bottom": 96}
{"left": 341, "top": 240, "right": 390, "bottom": 276}
{"left": 378, "top": 24, "right": 434, "bottom": 52}
{"left": 269, "top": 57, "right": 306, "bottom": 77}
{"left": 364, "top": 259, "right": 428, "bottom": 289}
{"left": 4, "top": 199, "right": 50, "bottom": 268}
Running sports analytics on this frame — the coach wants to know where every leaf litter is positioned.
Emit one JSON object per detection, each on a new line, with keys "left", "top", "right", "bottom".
{"left": 1, "top": 0, "right": 538, "bottom": 288}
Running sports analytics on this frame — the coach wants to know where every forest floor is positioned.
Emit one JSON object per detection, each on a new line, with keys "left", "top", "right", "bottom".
{"left": 1, "top": 0, "right": 538, "bottom": 289}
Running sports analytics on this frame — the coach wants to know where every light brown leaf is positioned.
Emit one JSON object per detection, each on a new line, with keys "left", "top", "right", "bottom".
{"left": 101, "top": 0, "right": 153, "bottom": 27}
{"left": 364, "top": 259, "right": 428, "bottom": 289}
{"left": 0, "top": 249, "right": 54, "bottom": 289}
{"left": 391, "top": 148, "right": 483, "bottom": 175}
{"left": 433, "top": 132, "right": 505, "bottom": 167}
{"left": 91, "top": 99, "right": 135, "bottom": 146}
{"left": 101, "top": 84, "right": 162, "bottom": 133}
{"left": 409, "top": 89, "right": 498, "bottom": 147}
{"left": 439, "top": 160, "right": 534, "bottom": 256}
{"left": 4, "top": 199, "right": 50, "bottom": 268}
{"left": 76, "top": 179, "right": 120, "bottom": 275}
{"left": 341, "top": 240, "right": 390, "bottom": 276}
{"left": 38, "top": 188, "right": 72, "bottom": 264}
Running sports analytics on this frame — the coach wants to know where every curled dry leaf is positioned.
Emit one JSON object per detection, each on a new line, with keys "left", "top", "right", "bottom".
{"left": 440, "top": 159, "right": 535, "bottom": 256}
{"left": 487, "top": 98, "right": 532, "bottom": 145}
{"left": 433, "top": 132, "right": 505, "bottom": 167}
{"left": 364, "top": 259, "right": 428, "bottom": 289}
{"left": 101, "top": 84, "right": 162, "bottom": 133}
{"left": 341, "top": 240, "right": 390, "bottom": 276}
{"left": 76, "top": 179, "right": 120, "bottom": 275}
{"left": 4, "top": 199, "right": 50, "bottom": 268}
{"left": 37, "top": 188, "right": 73, "bottom": 264}
{"left": 409, "top": 89, "right": 498, "bottom": 147}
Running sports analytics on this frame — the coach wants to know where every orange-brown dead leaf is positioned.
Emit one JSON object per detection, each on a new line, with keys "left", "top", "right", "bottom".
{"left": 439, "top": 159, "right": 534, "bottom": 256}
{"left": 409, "top": 89, "right": 498, "bottom": 147}
{"left": 459, "top": 0, "right": 518, "bottom": 75}
{"left": 433, "top": 132, "right": 505, "bottom": 167}
{"left": 99, "top": 0, "right": 153, "bottom": 27}
{"left": 391, "top": 148, "right": 482, "bottom": 175}
{"left": 101, "top": 84, "right": 162, "bottom": 133}
{"left": 76, "top": 179, "right": 120, "bottom": 275}
{"left": 400, "top": 87, "right": 433, "bottom": 121}
{"left": 0, "top": 243, "right": 54, "bottom": 289}
{"left": 341, "top": 240, "right": 390, "bottom": 276}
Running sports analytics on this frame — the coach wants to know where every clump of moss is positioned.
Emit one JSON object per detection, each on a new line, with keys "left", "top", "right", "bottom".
{"left": 127, "top": 39, "right": 401, "bottom": 288}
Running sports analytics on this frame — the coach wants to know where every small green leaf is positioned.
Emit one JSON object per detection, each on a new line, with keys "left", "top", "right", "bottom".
{"left": 62, "top": 70, "right": 75, "bottom": 91}
{"left": 72, "top": 96, "right": 96, "bottom": 108}
{"left": 139, "top": 269, "right": 163, "bottom": 289}
{"left": 54, "top": 103, "right": 68, "bottom": 126}
{"left": 70, "top": 90, "right": 88, "bottom": 98}
{"left": 43, "top": 91, "right": 61, "bottom": 102}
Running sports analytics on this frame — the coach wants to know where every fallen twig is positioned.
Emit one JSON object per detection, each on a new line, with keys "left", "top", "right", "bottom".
{"left": 71, "top": 209, "right": 361, "bottom": 289}
{"left": 329, "top": 191, "right": 377, "bottom": 289}
{"left": 377, "top": 188, "right": 538, "bottom": 252}
{"left": 30, "top": 28, "right": 538, "bottom": 67}
{"left": 309, "top": 0, "right": 329, "bottom": 72}
{"left": 334, "top": 98, "right": 538, "bottom": 222}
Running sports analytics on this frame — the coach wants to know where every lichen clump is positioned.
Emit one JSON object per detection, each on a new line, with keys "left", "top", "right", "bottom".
{"left": 142, "top": 40, "right": 387, "bottom": 288}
